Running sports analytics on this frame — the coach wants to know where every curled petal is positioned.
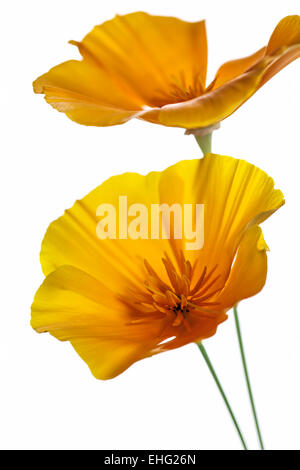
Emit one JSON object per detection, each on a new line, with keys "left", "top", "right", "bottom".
{"left": 217, "top": 226, "right": 269, "bottom": 309}
{"left": 212, "top": 47, "right": 266, "bottom": 90}
{"left": 141, "top": 60, "right": 271, "bottom": 128}
{"left": 266, "top": 15, "right": 300, "bottom": 54}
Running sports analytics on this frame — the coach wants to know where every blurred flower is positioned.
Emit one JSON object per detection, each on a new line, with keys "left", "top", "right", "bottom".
{"left": 31, "top": 154, "right": 284, "bottom": 379}
{"left": 33, "top": 13, "right": 300, "bottom": 131}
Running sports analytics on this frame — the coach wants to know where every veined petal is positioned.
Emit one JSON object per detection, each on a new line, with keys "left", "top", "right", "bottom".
{"left": 141, "top": 60, "right": 271, "bottom": 128}
{"left": 73, "top": 12, "right": 208, "bottom": 107}
{"left": 33, "top": 13, "right": 300, "bottom": 128}
{"left": 40, "top": 155, "right": 284, "bottom": 300}
{"left": 40, "top": 170, "right": 174, "bottom": 293}
{"left": 158, "top": 155, "right": 284, "bottom": 308}
{"left": 217, "top": 225, "right": 269, "bottom": 309}
{"left": 31, "top": 266, "right": 165, "bottom": 379}
{"left": 158, "top": 155, "right": 283, "bottom": 276}
{"left": 33, "top": 60, "right": 143, "bottom": 126}
{"left": 33, "top": 155, "right": 284, "bottom": 378}
{"left": 31, "top": 266, "right": 130, "bottom": 331}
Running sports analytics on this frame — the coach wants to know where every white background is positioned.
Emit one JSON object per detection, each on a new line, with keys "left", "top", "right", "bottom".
{"left": 1, "top": 0, "right": 299, "bottom": 451}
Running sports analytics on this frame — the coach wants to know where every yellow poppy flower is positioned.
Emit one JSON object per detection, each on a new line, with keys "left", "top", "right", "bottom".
{"left": 33, "top": 12, "right": 300, "bottom": 130}
{"left": 31, "top": 154, "right": 284, "bottom": 379}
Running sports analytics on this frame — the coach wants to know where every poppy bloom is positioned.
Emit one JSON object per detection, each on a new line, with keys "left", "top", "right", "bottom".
{"left": 33, "top": 12, "right": 300, "bottom": 131}
{"left": 31, "top": 154, "right": 284, "bottom": 379}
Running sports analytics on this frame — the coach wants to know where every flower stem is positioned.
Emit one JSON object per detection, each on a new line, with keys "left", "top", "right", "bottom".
{"left": 196, "top": 341, "right": 248, "bottom": 450}
{"left": 233, "top": 306, "right": 264, "bottom": 450}
{"left": 195, "top": 133, "right": 212, "bottom": 155}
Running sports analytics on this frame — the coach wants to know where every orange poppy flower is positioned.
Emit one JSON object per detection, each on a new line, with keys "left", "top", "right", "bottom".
{"left": 33, "top": 12, "right": 300, "bottom": 131}
{"left": 31, "top": 154, "right": 284, "bottom": 379}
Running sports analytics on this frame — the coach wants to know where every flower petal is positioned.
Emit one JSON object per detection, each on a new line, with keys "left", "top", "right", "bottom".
{"left": 211, "top": 47, "right": 266, "bottom": 89}
{"left": 142, "top": 15, "right": 300, "bottom": 128}
{"left": 33, "top": 156, "right": 284, "bottom": 378}
{"left": 157, "top": 154, "right": 284, "bottom": 280}
{"left": 33, "top": 60, "right": 143, "bottom": 126}
{"left": 73, "top": 12, "right": 208, "bottom": 107}
{"left": 212, "top": 15, "right": 300, "bottom": 91}
{"left": 40, "top": 170, "right": 174, "bottom": 293}
{"left": 267, "top": 15, "right": 300, "bottom": 54}
{"left": 260, "top": 43, "right": 300, "bottom": 87}
{"left": 217, "top": 225, "right": 269, "bottom": 308}
{"left": 31, "top": 266, "right": 163, "bottom": 379}
{"left": 40, "top": 155, "right": 284, "bottom": 301}
{"left": 71, "top": 338, "right": 153, "bottom": 380}
{"left": 141, "top": 60, "right": 271, "bottom": 128}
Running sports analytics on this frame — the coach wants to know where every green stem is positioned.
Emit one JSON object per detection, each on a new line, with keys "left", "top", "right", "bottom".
{"left": 195, "top": 133, "right": 212, "bottom": 155}
{"left": 196, "top": 341, "right": 248, "bottom": 450}
{"left": 233, "top": 306, "right": 264, "bottom": 450}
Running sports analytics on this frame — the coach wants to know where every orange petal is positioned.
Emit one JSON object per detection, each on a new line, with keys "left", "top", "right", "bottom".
{"left": 40, "top": 170, "right": 175, "bottom": 294}
{"left": 31, "top": 266, "right": 162, "bottom": 379}
{"left": 73, "top": 12, "right": 208, "bottom": 107}
{"left": 141, "top": 59, "right": 271, "bottom": 128}
{"left": 211, "top": 47, "right": 266, "bottom": 90}
{"left": 142, "top": 15, "right": 300, "bottom": 129}
{"left": 266, "top": 15, "right": 300, "bottom": 54}
{"left": 153, "top": 311, "right": 228, "bottom": 354}
{"left": 33, "top": 59, "right": 143, "bottom": 126}
{"left": 217, "top": 226, "right": 269, "bottom": 309}
{"left": 260, "top": 43, "right": 300, "bottom": 87}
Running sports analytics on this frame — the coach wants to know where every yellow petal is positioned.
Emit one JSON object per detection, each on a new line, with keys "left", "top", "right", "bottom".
{"left": 73, "top": 12, "right": 208, "bottom": 106}
{"left": 40, "top": 170, "right": 173, "bottom": 293}
{"left": 33, "top": 60, "right": 143, "bottom": 126}
{"left": 71, "top": 338, "right": 153, "bottom": 380}
{"left": 160, "top": 155, "right": 283, "bottom": 273}
{"left": 41, "top": 154, "right": 284, "bottom": 299}
{"left": 31, "top": 266, "right": 163, "bottom": 379}
{"left": 217, "top": 225, "right": 268, "bottom": 308}
{"left": 31, "top": 266, "right": 129, "bottom": 335}
{"left": 33, "top": 155, "right": 284, "bottom": 378}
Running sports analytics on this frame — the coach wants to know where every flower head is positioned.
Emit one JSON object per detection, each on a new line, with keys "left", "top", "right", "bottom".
{"left": 31, "top": 154, "right": 284, "bottom": 379}
{"left": 33, "top": 12, "right": 300, "bottom": 130}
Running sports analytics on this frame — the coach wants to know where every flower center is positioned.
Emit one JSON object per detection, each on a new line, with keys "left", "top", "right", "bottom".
{"left": 137, "top": 252, "right": 222, "bottom": 330}
{"left": 151, "top": 72, "right": 204, "bottom": 107}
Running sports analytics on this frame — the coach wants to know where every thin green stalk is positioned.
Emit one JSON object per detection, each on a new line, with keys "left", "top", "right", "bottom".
{"left": 195, "top": 133, "right": 212, "bottom": 155}
{"left": 196, "top": 341, "right": 248, "bottom": 450}
{"left": 233, "top": 306, "right": 264, "bottom": 450}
